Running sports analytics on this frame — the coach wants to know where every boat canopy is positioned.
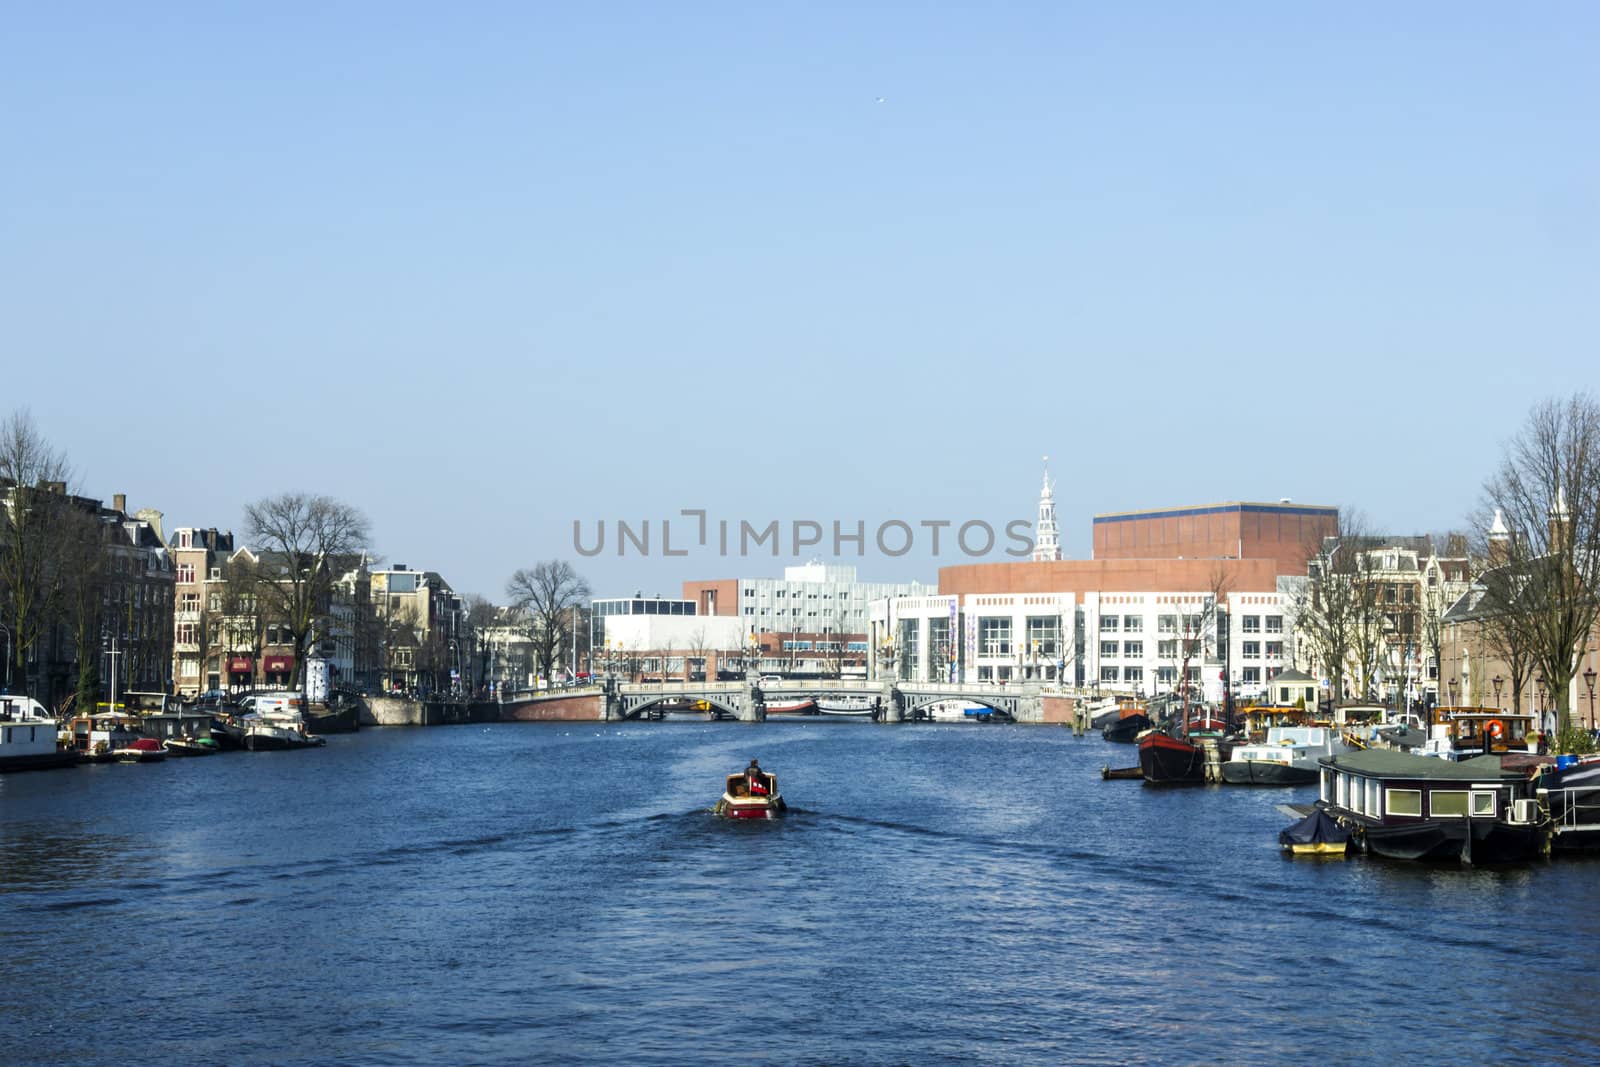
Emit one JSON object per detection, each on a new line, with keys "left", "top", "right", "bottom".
{"left": 1279, "top": 809, "right": 1351, "bottom": 848}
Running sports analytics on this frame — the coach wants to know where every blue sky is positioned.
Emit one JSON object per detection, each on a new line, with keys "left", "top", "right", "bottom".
{"left": 4, "top": 3, "right": 1596, "bottom": 600}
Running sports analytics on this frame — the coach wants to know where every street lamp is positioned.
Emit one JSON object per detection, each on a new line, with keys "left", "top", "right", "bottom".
{"left": 1492, "top": 675, "right": 1503, "bottom": 710}
{"left": 1584, "top": 666, "right": 1597, "bottom": 733}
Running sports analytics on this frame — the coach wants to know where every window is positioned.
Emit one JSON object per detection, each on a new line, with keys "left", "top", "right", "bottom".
{"left": 1430, "top": 791, "right": 1469, "bottom": 818}
{"left": 1265, "top": 642, "right": 1282, "bottom": 658}
{"left": 1386, "top": 788, "right": 1422, "bottom": 816}
{"left": 1242, "top": 641, "right": 1261, "bottom": 659}
{"left": 1025, "top": 616, "right": 1060, "bottom": 657}
{"left": 1099, "top": 615, "right": 1119, "bottom": 632}
{"left": 1100, "top": 641, "right": 1118, "bottom": 659}
{"left": 1158, "top": 640, "right": 1178, "bottom": 659}
{"left": 1157, "top": 666, "right": 1177, "bottom": 684}
{"left": 1265, "top": 616, "right": 1283, "bottom": 634}
{"left": 1123, "top": 641, "right": 1142, "bottom": 658}
{"left": 1241, "top": 615, "right": 1261, "bottom": 633}
{"left": 1242, "top": 668, "right": 1260, "bottom": 684}
{"left": 1100, "top": 666, "right": 1118, "bottom": 682}
{"left": 1122, "top": 615, "right": 1143, "bottom": 632}
{"left": 979, "top": 617, "right": 1012, "bottom": 657}
{"left": 1157, "top": 615, "right": 1178, "bottom": 634}
{"left": 1471, "top": 791, "right": 1497, "bottom": 817}
{"left": 1123, "top": 665, "right": 1143, "bottom": 682}
{"left": 176, "top": 563, "right": 195, "bottom": 583}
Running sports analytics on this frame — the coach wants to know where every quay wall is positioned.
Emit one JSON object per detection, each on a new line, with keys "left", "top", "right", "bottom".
{"left": 362, "top": 696, "right": 425, "bottom": 727}
{"left": 358, "top": 697, "right": 499, "bottom": 726}
{"left": 1039, "top": 695, "right": 1075, "bottom": 725}
{"left": 500, "top": 693, "right": 604, "bottom": 722}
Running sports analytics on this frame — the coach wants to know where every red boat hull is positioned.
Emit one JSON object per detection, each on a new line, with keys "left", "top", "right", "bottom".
{"left": 1138, "top": 732, "right": 1207, "bottom": 785}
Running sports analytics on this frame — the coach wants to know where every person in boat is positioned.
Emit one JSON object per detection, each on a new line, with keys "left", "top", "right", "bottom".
{"left": 746, "top": 759, "right": 769, "bottom": 795}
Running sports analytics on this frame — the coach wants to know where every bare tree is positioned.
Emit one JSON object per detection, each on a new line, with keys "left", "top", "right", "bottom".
{"left": 1289, "top": 511, "right": 1373, "bottom": 704}
{"left": 0, "top": 411, "right": 76, "bottom": 699}
{"left": 1482, "top": 393, "right": 1600, "bottom": 736}
{"left": 685, "top": 625, "right": 710, "bottom": 682}
{"left": 505, "top": 560, "right": 591, "bottom": 684}
{"left": 243, "top": 492, "right": 372, "bottom": 692}
{"left": 462, "top": 594, "right": 499, "bottom": 690}
{"left": 56, "top": 506, "right": 110, "bottom": 713}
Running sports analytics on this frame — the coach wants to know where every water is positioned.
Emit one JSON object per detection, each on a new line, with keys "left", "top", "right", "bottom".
{"left": 4, "top": 723, "right": 1599, "bottom": 1065}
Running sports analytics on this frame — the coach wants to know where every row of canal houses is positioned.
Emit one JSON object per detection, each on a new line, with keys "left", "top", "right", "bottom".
{"left": 0, "top": 480, "right": 535, "bottom": 710}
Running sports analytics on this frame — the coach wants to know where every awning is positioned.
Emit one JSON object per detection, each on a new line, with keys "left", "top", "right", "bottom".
{"left": 264, "top": 655, "right": 294, "bottom": 672}
{"left": 228, "top": 656, "right": 254, "bottom": 673}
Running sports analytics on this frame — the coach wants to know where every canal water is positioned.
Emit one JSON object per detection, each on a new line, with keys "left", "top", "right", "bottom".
{"left": 3, "top": 722, "right": 1598, "bottom": 1065}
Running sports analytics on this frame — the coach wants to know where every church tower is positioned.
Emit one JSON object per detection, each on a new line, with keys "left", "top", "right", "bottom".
{"left": 1033, "top": 456, "right": 1062, "bottom": 562}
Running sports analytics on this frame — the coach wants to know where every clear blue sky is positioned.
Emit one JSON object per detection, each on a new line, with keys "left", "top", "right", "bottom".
{"left": 4, "top": 3, "right": 1596, "bottom": 600}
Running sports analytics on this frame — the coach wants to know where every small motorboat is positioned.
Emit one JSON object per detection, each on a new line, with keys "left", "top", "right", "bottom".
{"left": 163, "top": 736, "right": 220, "bottom": 757}
{"left": 714, "top": 763, "right": 787, "bottom": 819}
{"left": 1278, "top": 808, "right": 1352, "bottom": 856}
{"left": 114, "top": 737, "right": 168, "bottom": 763}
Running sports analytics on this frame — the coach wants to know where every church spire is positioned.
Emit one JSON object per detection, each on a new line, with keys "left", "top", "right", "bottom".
{"left": 1033, "top": 455, "right": 1062, "bottom": 562}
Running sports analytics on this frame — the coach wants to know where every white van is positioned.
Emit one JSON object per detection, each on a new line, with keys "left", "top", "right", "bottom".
{"left": 239, "top": 691, "right": 305, "bottom": 717}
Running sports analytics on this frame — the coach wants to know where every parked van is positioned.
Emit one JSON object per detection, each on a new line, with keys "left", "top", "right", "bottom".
{"left": 238, "top": 691, "right": 305, "bottom": 717}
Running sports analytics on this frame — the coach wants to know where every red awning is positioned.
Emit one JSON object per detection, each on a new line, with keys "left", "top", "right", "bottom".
{"left": 228, "top": 657, "right": 253, "bottom": 673}
{"left": 264, "top": 655, "right": 294, "bottom": 672}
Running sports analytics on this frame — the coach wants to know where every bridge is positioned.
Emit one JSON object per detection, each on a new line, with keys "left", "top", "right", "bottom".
{"left": 606, "top": 678, "right": 1051, "bottom": 723}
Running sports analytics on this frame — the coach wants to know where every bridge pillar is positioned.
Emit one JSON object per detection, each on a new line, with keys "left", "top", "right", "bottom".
{"left": 602, "top": 677, "right": 622, "bottom": 721}
{"left": 881, "top": 683, "right": 902, "bottom": 723}
{"left": 740, "top": 681, "right": 765, "bottom": 723}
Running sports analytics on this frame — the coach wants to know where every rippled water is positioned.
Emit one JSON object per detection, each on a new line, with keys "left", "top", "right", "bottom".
{"left": 3, "top": 722, "right": 1599, "bottom": 1065}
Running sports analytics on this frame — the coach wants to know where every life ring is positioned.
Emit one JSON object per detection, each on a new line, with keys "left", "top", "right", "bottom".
{"left": 1485, "top": 719, "right": 1505, "bottom": 740}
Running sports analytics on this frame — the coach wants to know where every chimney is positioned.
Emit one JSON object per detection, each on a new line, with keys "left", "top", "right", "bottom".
{"left": 113, "top": 493, "right": 126, "bottom": 514}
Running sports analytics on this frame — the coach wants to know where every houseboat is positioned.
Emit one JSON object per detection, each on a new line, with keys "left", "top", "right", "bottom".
{"left": 1421, "top": 705, "right": 1540, "bottom": 760}
{"left": 1316, "top": 749, "right": 1544, "bottom": 864}
{"left": 1537, "top": 754, "right": 1600, "bottom": 854}
{"left": 1221, "top": 726, "right": 1346, "bottom": 785}
{"left": 68, "top": 710, "right": 145, "bottom": 762}
{"left": 0, "top": 695, "right": 76, "bottom": 773}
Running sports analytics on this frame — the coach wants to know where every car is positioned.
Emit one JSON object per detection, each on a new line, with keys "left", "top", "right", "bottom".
{"left": 191, "top": 689, "right": 230, "bottom": 708}
{"left": 759, "top": 675, "right": 784, "bottom": 687}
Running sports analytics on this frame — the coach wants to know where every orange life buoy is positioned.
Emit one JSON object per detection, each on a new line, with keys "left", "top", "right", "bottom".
{"left": 1485, "top": 719, "right": 1505, "bottom": 740}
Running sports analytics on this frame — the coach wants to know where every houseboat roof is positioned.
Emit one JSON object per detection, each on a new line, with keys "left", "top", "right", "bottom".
{"left": 1320, "top": 750, "right": 1520, "bottom": 780}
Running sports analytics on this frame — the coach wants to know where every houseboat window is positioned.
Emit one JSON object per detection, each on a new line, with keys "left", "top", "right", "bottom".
{"left": 1366, "top": 778, "right": 1381, "bottom": 817}
{"left": 1320, "top": 769, "right": 1332, "bottom": 803}
{"left": 1430, "top": 791, "right": 1469, "bottom": 818}
{"left": 1386, "top": 789, "right": 1422, "bottom": 816}
{"left": 1471, "top": 791, "right": 1497, "bottom": 817}
{"left": 1335, "top": 773, "right": 1346, "bottom": 807}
